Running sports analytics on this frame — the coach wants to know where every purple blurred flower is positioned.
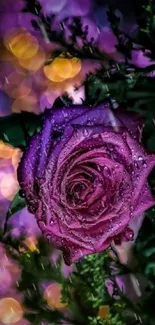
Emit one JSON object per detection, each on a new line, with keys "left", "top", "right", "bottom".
{"left": 0, "top": 267, "right": 12, "bottom": 296}
{"left": 98, "top": 28, "right": 155, "bottom": 66}
{"left": 50, "top": 249, "right": 76, "bottom": 278}
{"left": 105, "top": 279, "right": 120, "bottom": 300}
{"left": 97, "top": 27, "right": 118, "bottom": 56}
{"left": 131, "top": 49, "right": 155, "bottom": 68}
{"left": 94, "top": 5, "right": 111, "bottom": 29}
{"left": 39, "top": 0, "right": 91, "bottom": 19}
{"left": 38, "top": 0, "right": 67, "bottom": 15}
{"left": 8, "top": 208, "right": 41, "bottom": 238}
{"left": 0, "top": 0, "right": 24, "bottom": 11}
{"left": 0, "top": 90, "right": 11, "bottom": 116}
{"left": 0, "top": 0, "right": 40, "bottom": 37}
{"left": 106, "top": 269, "right": 148, "bottom": 303}
{"left": 0, "top": 243, "right": 21, "bottom": 297}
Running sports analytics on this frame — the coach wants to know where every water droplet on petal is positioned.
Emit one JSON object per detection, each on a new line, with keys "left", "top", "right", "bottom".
{"left": 38, "top": 221, "right": 46, "bottom": 229}
{"left": 124, "top": 228, "right": 134, "bottom": 241}
{"left": 46, "top": 235, "right": 51, "bottom": 241}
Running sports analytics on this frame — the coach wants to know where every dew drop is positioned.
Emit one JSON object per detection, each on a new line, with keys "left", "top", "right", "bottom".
{"left": 63, "top": 111, "right": 68, "bottom": 118}
{"left": 38, "top": 221, "right": 46, "bottom": 229}
{"left": 46, "top": 234, "right": 51, "bottom": 241}
{"left": 83, "top": 129, "right": 90, "bottom": 137}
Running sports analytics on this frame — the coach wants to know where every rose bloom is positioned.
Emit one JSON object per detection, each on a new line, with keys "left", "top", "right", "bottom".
{"left": 18, "top": 101, "right": 155, "bottom": 264}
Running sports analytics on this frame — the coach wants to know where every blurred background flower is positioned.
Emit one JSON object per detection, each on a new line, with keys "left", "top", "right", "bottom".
{"left": 0, "top": 0, "right": 154, "bottom": 117}
{"left": 0, "top": 141, "right": 22, "bottom": 230}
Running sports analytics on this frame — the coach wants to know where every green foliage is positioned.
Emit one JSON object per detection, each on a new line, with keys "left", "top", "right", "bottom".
{"left": 0, "top": 112, "right": 43, "bottom": 148}
{"left": 88, "top": 314, "right": 125, "bottom": 325}
{"left": 84, "top": 68, "right": 155, "bottom": 116}
{"left": 75, "top": 253, "right": 110, "bottom": 309}
{"left": 135, "top": 217, "right": 155, "bottom": 288}
{"left": 3, "top": 191, "right": 26, "bottom": 234}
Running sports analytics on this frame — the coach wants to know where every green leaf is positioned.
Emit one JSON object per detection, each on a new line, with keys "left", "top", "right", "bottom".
{"left": 85, "top": 76, "right": 110, "bottom": 106}
{"left": 3, "top": 191, "right": 26, "bottom": 234}
{"left": 145, "top": 262, "right": 155, "bottom": 275}
{"left": 0, "top": 115, "right": 26, "bottom": 147}
{"left": 0, "top": 112, "right": 43, "bottom": 148}
{"left": 20, "top": 111, "right": 43, "bottom": 137}
{"left": 146, "top": 208, "right": 155, "bottom": 226}
{"left": 143, "top": 247, "right": 155, "bottom": 257}
{"left": 147, "top": 136, "right": 155, "bottom": 152}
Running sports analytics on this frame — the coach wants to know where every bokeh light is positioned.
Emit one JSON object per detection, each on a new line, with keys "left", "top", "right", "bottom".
{"left": 19, "top": 47, "right": 46, "bottom": 71}
{"left": 4, "top": 29, "right": 39, "bottom": 60}
{"left": 44, "top": 282, "right": 68, "bottom": 309}
{"left": 12, "top": 92, "right": 38, "bottom": 113}
{"left": 0, "top": 297, "right": 23, "bottom": 324}
{"left": 12, "top": 148, "right": 23, "bottom": 170}
{"left": 44, "top": 57, "right": 73, "bottom": 82}
{"left": 98, "top": 305, "right": 110, "bottom": 319}
{"left": 0, "top": 44, "right": 17, "bottom": 64}
{"left": 4, "top": 71, "right": 31, "bottom": 99}
{"left": 44, "top": 57, "right": 81, "bottom": 83}
{"left": 0, "top": 268, "right": 12, "bottom": 296}
{"left": 0, "top": 141, "right": 16, "bottom": 159}
{"left": 24, "top": 236, "right": 39, "bottom": 253}
{"left": 0, "top": 173, "right": 19, "bottom": 201}
{"left": 69, "top": 57, "right": 81, "bottom": 78}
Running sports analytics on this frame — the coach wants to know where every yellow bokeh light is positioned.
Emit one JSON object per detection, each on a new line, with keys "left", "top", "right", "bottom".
{"left": 12, "top": 149, "right": 23, "bottom": 170}
{"left": 44, "top": 57, "right": 73, "bottom": 82}
{"left": 44, "top": 283, "right": 68, "bottom": 309}
{"left": 44, "top": 57, "right": 81, "bottom": 83}
{"left": 0, "top": 141, "right": 16, "bottom": 159}
{"left": 12, "top": 92, "right": 37, "bottom": 113}
{"left": 0, "top": 44, "right": 17, "bottom": 64}
{"left": 24, "top": 236, "right": 39, "bottom": 253}
{"left": 52, "top": 57, "right": 73, "bottom": 79}
{"left": 70, "top": 57, "right": 81, "bottom": 78}
{"left": 0, "top": 297, "right": 23, "bottom": 324}
{"left": 98, "top": 305, "right": 110, "bottom": 319}
{"left": 4, "top": 28, "right": 25, "bottom": 50}
{"left": 5, "top": 29, "right": 39, "bottom": 60}
{"left": 4, "top": 72, "right": 31, "bottom": 99}
{"left": 44, "top": 65, "right": 65, "bottom": 82}
{"left": 19, "top": 47, "right": 46, "bottom": 71}
{"left": 0, "top": 173, "right": 19, "bottom": 201}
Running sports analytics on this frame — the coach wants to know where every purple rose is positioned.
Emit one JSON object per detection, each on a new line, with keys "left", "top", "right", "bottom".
{"left": 18, "top": 102, "right": 155, "bottom": 264}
